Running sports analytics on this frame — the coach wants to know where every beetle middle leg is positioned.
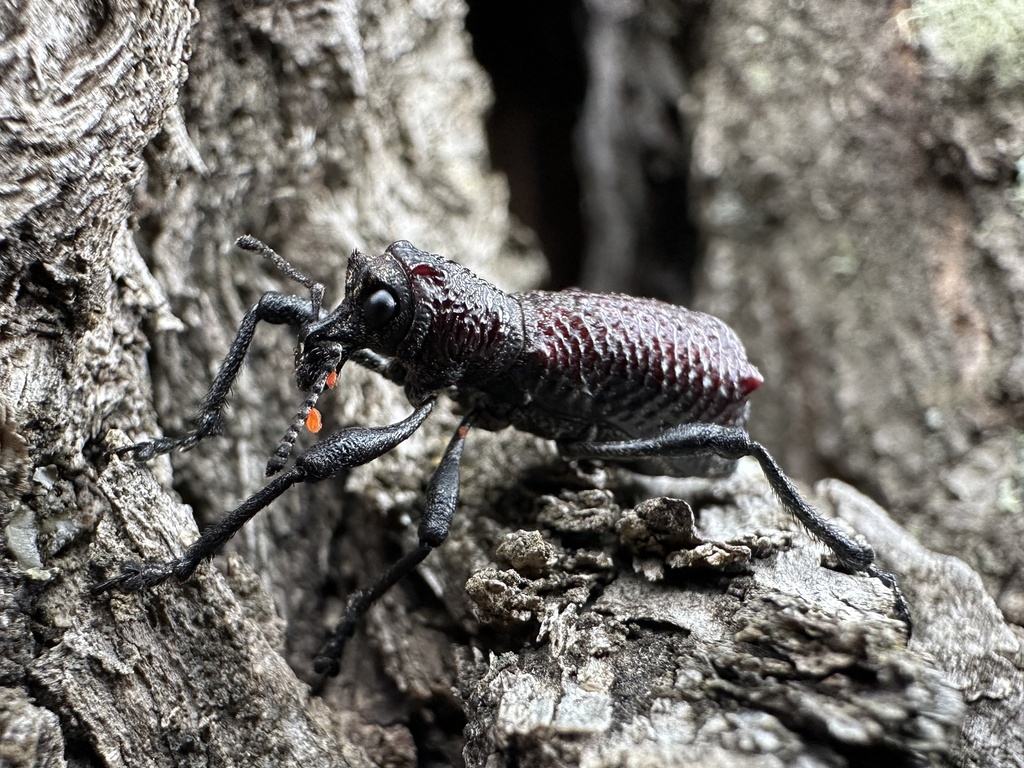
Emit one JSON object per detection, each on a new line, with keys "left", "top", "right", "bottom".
{"left": 313, "top": 413, "right": 474, "bottom": 675}
{"left": 560, "top": 422, "right": 912, "bottom": 631}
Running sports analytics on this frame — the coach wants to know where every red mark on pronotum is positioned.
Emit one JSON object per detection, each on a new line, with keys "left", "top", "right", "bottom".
{"left": 411, "top": 263, "right": 438, "bottom": 278}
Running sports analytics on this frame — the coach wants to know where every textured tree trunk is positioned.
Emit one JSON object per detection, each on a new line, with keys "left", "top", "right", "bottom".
{"left": 0, "top": 1, "right": 1020, "bottom": 767}
{"left": 571, "top": 2, "right": 1024, "bottom": 767}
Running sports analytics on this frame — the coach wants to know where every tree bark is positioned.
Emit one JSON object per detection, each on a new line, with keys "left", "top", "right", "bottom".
{"left": 1, "top": 1, "right": 1020, "bottom": 767}
{"left": 573, "top": 2, "right": 1024, "bottom": 764}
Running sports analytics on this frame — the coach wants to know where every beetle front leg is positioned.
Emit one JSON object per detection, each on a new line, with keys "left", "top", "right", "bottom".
{"left": 93, "top": 468, "right": 304, "bottom": 594}
{"left": 561, "top": 423, "right": 912, "bottom": 631}
{"left": 95, "top": 402, "right": 435, "bottom": 597}
{"left": 314, "top": 413, "right": 474, "bottom": 676}
{"left": 115, "top": 292, "right": 318, "bottom": 462}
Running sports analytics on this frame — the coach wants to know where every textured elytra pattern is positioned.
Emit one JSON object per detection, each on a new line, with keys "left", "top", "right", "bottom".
{"left": 509, "top": 289, "right": 762, "bottom": 443}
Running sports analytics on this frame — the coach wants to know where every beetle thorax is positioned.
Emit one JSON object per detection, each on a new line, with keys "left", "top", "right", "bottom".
{"left": 393, "top": 250, "right": 525, "bottom": 394}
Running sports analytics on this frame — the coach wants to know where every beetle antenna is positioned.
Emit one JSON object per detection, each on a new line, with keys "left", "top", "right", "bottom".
{"left": 236, "top": 235, "right": 325, "bottom": 318}
{"left": 266, "top": 381, "right": 327, "bottom": 476}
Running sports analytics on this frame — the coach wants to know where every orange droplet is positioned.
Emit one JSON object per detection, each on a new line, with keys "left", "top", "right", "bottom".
{"left": 325, "top": 370, "right": 338, "bottom": 388}
{"left": 305, "top": 407, "right": 323, "bottom": 433}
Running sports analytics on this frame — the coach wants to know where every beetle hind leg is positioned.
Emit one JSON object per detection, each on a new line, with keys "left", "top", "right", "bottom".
{"left": 561, "top": 422, "right": 912, "bottom": 634}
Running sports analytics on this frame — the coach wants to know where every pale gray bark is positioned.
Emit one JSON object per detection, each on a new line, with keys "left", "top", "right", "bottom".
{"left": 1, "top": 1, "right": 1020, "bottom": 767}
{"left": 574, "top": 2, "right": 1024, "bottom": 765}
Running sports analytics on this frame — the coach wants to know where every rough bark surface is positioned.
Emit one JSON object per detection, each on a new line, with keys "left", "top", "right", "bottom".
{"left": 1, "top": 2, "right": 1020, "bottom": 768}
{"left": 573, "top": 2, "right": 1024, "bottom": 764}
{"left": 686, "top": 0, "right": 1024, "bottom": 631}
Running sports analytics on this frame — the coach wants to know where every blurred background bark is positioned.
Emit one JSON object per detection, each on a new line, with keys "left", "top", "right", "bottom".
{"left": 1, "top": 0, "right": 1021, "bottom": 766}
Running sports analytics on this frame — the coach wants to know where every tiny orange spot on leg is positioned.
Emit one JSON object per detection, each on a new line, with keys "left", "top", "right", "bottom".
{"left": 306, "top": 408, "right": 323, "bottom": 433}
{"left": 326, "top": 371, "right": 338, "bottom": 388}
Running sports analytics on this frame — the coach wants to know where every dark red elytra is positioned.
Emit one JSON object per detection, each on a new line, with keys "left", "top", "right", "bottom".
{"left": 739, "top": 373, "right": 762, "bottom": 397}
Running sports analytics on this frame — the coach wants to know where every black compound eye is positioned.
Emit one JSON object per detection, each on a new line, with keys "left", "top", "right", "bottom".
{"left": 362, "top": 287, "right": 398, "bottom": 329}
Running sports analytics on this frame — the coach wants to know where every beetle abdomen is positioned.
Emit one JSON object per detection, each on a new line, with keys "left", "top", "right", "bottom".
{"left": 506, "top": 290, "right": 762, "bottom": 446}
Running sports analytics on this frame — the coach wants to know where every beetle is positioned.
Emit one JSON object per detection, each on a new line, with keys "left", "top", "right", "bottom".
{"left": 96, "top": 236, "right": 910, "bottom": 675}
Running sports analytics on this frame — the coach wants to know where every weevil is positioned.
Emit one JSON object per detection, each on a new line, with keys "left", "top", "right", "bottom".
{"left": 96, "top": 236, "right": 910, "bottom": 675}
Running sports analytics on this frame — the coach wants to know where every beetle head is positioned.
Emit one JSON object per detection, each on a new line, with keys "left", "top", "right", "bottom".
{"left": 294, "top": 241, "right": 419, "bottom": 389}
{"left": 236, "top": 236, "right": 438, "bottom": 474}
